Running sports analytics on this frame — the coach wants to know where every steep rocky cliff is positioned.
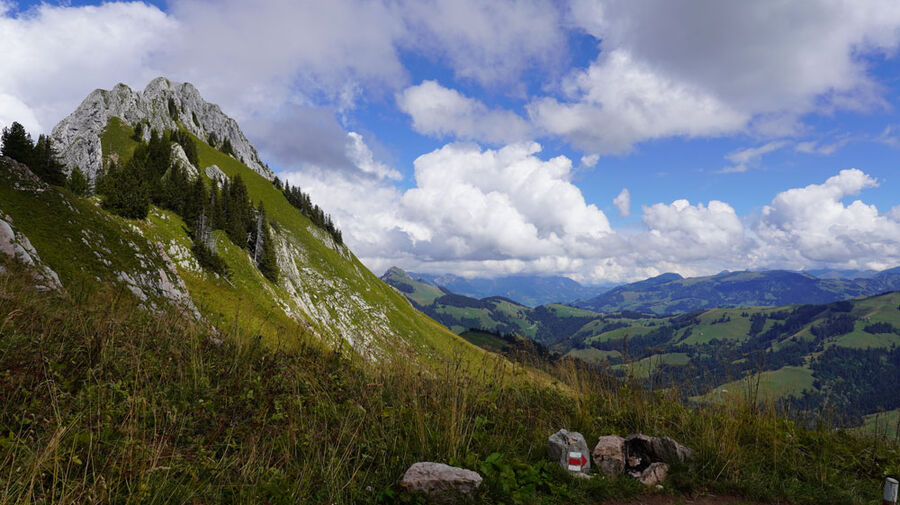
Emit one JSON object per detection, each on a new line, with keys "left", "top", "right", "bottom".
{"left": 51, "top": 77, "right": 273, "bottom": 181}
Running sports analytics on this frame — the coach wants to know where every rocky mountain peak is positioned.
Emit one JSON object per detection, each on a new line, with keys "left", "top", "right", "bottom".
{"left": 51, "top": 77, "right": 273, "bottom": 182}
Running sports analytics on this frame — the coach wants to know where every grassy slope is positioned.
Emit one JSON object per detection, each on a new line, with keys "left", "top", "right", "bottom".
{"left": 2, "top": 258, "right": 899, "bottom": 504}
{"left": 698, "top": 366, "right": 816, "bottom": 402}
{"left": 857, "top": 408, "right": 900, "bottom": 439}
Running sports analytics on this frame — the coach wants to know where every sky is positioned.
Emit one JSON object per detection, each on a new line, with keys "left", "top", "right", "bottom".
{"left": 3, "top": 0, "right": 900, "bottom": 283}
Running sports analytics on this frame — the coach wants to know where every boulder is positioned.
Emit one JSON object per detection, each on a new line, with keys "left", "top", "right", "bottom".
{"left": 592, "top": 435, "right": 625, "bottom": 477}
{"left": 625, "top": 434, "right": 694, "bottom": 466}
{"left": 548, "top": 429, "right": 591, "bottom": 473}
{"left": 620, "top": 433, "right": 694, "bottom": 486}
{"left": 650, "top": 436, "right": 695, "bottom": 464}
{"left": 639, "top": 462, "right": 669, "bottom": 487}
{"left": 400, "top": 462, "right": 482, "bottom": 503}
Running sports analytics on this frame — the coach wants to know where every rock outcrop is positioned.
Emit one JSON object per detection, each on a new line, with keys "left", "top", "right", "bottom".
{"left": 399, "top": 462, "right": 482, "bottom": 503}
{"left": 51, "top": 77, "right": 273, "bottom": 181}
{"left": 0, "top": 211, "right": 62, "bottom": 292}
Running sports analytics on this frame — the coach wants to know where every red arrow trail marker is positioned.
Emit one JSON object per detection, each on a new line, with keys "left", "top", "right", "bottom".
{"left": 567, "top": 451, "right": 587, "bottom": 471}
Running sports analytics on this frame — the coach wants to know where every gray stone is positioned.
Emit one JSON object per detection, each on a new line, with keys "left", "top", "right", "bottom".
{"left": 52, "top": 77, "right": 274, "bottom": 182}
{"left": 400, "top": 462, "right": 482, "bottom": 503}
{"left": 592, "top": 435, "right": 625, "bottom": 477}
{"left": 651, "top": 436, "right": 695, "bottom": 464}
{"left": 638, "top": 462, "right": 669, "bottom": 487}
{"left": 548, "top": 429, "right": 591, "bottom": 473}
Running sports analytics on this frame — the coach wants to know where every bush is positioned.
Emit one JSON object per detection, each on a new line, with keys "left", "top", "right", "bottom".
{"left": 67, "top": 166, "right": 89, "bottom": 196}
{"left": 192, "top": 241, "right": 229, "bottom": 277}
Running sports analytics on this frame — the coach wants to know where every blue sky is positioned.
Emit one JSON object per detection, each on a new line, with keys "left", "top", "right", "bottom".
{"left": 3, "top": 0, "right": 900, "bottom": 282}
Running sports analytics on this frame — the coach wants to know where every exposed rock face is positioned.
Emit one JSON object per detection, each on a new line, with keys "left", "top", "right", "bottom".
{"left": 548, "top": 429, "right": 591, "bottom": 473}
{"left": 169, "top": 144, "right": 199, "bottom": 180}
{"left": 0, "top": 211, "right": 63, "bottom": 292}
{"left": 399, "top": 462, "right": 482, "bottom": 503}
{"left": 592, "top": 435, "right": 625, "bottom": 477}
{"left": 52, "top": 77, "right": 273, "bottom": 181}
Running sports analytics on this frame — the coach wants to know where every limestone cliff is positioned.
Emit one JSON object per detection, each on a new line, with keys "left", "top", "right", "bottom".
{"left": 51, "top": 77, "right": 273, "bottom": 181}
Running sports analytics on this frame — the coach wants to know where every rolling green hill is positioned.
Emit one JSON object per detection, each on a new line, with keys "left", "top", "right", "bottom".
{"left": 383, "top": 265, "right": 900, "bottom": 428}
{"left": 382, "top": 266, "right": 601, "bottom": 343}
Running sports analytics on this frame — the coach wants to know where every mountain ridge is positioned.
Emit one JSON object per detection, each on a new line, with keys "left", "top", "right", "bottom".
{"left": 574, "top": 268, "right": 900, "bottom": 314}
{"left": 406, "top": 270, "right": 613, "bottom": 306}
{"left": 51, "top": 77, "right": 273, "bottom": 182}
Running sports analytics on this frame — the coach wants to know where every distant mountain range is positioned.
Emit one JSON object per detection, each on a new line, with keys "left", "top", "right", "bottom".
{"left": 406, "top": 271, "right": 613, "bottom": 306}
{"left": 573, "top": 268, "right": 900, "bottom": 314}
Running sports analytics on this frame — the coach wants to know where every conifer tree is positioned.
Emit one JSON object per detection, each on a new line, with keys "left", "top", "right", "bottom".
{"left": 254, "top": 202, "right": 279, "bottom": 283}
{"left": 100, "top": 158, "right": 149, "bottom": 219}
{"left": 225, "top": 175, "right": 251, "bottom": 247}
{"left": 183, "top": 176, "right": 207, "bottom": 231}
{"left": 67, "top": 166, "right": 89, "bottom": 196}
{"left": 31, "top": 134, "right": 66, "bottom": 185}
{"left": 1, "top": 122, "right": 34, "bottom": 165}
{"left": 220, "top": 137, "right": 235, "bottom": 157}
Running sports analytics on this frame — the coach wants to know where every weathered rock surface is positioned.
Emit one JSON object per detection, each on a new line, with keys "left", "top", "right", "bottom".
{"left": 638, "top": 462, "right": 669, "bottom": 487}
{"left": 204, "top": 164, "right": 228, "bottom": 184}
{"left": 399, "top": 462, "right": 482, "bottom": 503}
{"left": 592, "top": 435, "right": 625, "bottom": 477}
{"left": 52, "top": 77, "right": 273, "bottom": 181}
{"left": 0, "top": 212, "right": 63, "bottom": 292}
{"left": 548, "top": 429, "right": 591, "bottom": 472}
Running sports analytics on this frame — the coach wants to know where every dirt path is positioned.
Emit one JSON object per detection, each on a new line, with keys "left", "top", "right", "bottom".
{"left": 604, "top": 493, "right": 769, "bottom": 505}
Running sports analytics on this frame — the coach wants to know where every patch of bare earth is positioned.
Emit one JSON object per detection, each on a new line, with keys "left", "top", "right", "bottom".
{"left": 603, "top": 492, "right": 773, "bottom": 505}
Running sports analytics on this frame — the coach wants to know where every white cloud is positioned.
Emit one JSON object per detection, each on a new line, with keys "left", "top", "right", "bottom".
{"left": 396, "top": 81, "right": 532, "bottom": 144}
{"left": 549, "top": 0, "right": 900, "bottom": 153}
{"left": 755, "top": 169, "right": 900, "bottom": 269}
{"left": 721, "top": 140, "right": 789, "bottom": 173}
{"left": 580, "top": 153, "right": 600, "bottom": 168}
{"left": 529, "top": 50, "right": 747, "bottom": 154}
{"left": 638, "top": 199, "right": 747, "bottom": 263}
{"left": 398, "top": 0, "right": 565, "bottom": 89}
{"left": 346, "top": 132, "right": 402, "bottom": 180}
{"left": 613, "top": 188, "right": 630, "bottom": 217}
{"left": 0, "top": 2, "right": 177, "bottom": 132}
{"left": 401, "top": 142, "right": 613, "bottom": 260}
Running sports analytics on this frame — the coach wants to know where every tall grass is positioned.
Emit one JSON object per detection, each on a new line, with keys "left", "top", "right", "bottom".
{"left": 1, "top": 258, "right": 897, "bottom": 504}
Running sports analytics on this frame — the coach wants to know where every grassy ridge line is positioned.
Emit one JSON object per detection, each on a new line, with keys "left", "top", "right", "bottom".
{"left": 1, "top": 257, "right": 898, "bottom": 504}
